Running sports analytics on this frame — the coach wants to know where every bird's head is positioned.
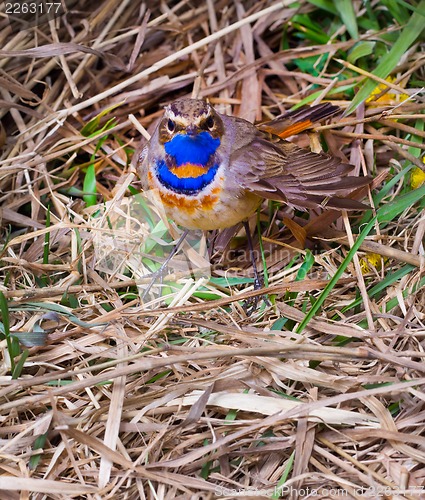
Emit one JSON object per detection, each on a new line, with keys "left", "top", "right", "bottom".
{"left": 151, "top": 99, "right": 225, "bottom": 196}
{"left": 159, "top": 98, "right": 224, "bottom": 144}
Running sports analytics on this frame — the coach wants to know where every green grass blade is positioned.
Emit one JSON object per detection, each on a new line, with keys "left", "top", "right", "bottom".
{"left": 307, "top": 0, "right": 337, "bottom": 14}
{"left": 383, "top": 274, "right": 425, "bottom": 312}
{"left": 272, "top": 451, "right": 295, "bottom": 499}
{"left": 346, "top": 0, "right": 425, "bottom": 114}
{"left": 340, "top": 264, "right": 415, "bottom": 313}
{"left": 11, "top": 302, "right": 106, "bottom": 328}
{"left": 377, "top": 184, "right": 425, "bottom": 226}
{"left": 295, "top": 216, "right": 376, "bottom": 333}
{"left": 285, "top": 250, "right": 315, "bottom": 310}
{"left": 293, "top": 84, "right": 357, "bottom": 108}
{"left": 12, "top": 349, "right": 29, "bottom": 379}
{"left": 408, "top": 118, "right": 424, "bottom": 157}
{"left": 360, "top": 176, "right": 425, "bottom": 227}
{"left": 381, "top": 0, "right": 417, "bottom": 23}
{"left": 372, "top": 165, "right": 414, "bottom": 206}
{"left": 81, "top": 103, "right": 122, "bottom": 137}
{"left": 0, "top": 292, "right": 18, "bottom": 373}
{"left": 333, "top": 0, "right": 359, "bottom": 39}
{"left": 29, "top": 433, "right": 48, "bottom": 470}
{"left": 348, "top": 41, "right": 375, "bottom": 63}
{"left": 83, "top": 163, "right": 97, "bottom": 207}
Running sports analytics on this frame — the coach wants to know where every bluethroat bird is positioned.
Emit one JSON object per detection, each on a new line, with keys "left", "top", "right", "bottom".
{"left": 136, "top": 98, "right": 371, "bottom": 290}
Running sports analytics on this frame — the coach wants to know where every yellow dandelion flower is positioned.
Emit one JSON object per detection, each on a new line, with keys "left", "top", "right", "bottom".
{"left": 366, "top": 76, "right": 409, "bottom": 104}
{"left": 411, "top": 166, "right": 425, "bottom": 189}
{"left": 360, "top": 253, "right": 385, "bottom": 274}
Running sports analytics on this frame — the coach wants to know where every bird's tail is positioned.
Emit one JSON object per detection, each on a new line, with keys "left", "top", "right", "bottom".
{"left": 258, "top": 102, "right": 340, "bottom": 139}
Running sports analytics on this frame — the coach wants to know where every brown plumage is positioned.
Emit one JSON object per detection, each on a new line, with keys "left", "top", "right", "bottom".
{"left": 137, "top": 98, "right": 371, "bottom": 231}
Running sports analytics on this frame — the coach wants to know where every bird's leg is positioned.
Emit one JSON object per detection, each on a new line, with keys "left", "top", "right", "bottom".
{"left": 241, "top": 220, "right": 267, "bottom": 314}
{"left": 142, "top": 229, "right": 189, "bottom": 300}
{"left": 243, "top": 220, "right": 264, "bottom": 310}
{"left": 242, "top": 220, "right": 264, "bottom": 291}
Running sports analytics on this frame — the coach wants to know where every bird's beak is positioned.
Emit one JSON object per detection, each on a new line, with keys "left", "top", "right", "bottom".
{"left": 186, "top": 125, "right": 197, "bottom": 136}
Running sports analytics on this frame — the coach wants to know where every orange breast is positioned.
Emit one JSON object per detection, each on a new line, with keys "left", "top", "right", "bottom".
{"left": 159, "top": 185, "right": 222, "bottom": 214}
{"left": 169, "top": 163, "right": 208, "bottom": 178}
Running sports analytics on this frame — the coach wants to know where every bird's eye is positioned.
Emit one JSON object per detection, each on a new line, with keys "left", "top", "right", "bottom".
{"left": 206, "top": 116, "right": 214, "bottom": 130}
{"left": 167, "top": 119, "right": 175, "bottom": 133}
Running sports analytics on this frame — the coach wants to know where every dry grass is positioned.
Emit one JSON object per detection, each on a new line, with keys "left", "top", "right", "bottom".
{"left": 1, "top": 1, "right": 425, "bottom": 498}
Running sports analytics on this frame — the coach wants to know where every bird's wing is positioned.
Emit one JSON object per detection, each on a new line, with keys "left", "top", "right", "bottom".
{"left": 230, "top": 135, "right": 371, "bottom": 210}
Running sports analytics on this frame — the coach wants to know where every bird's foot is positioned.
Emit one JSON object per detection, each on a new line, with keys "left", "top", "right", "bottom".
{"left": 141, "top": 229, "right": 190, "bottom": 302}
{"left": 141, "top": 265, "right": 168, "bottom": 301}
{"left": 242, "top": 275, "right": 270, "bottom": 315}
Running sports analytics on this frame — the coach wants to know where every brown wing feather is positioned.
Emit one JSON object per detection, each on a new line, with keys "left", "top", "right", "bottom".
{"left": 230, "top": 134, "right": 371, "bottom": 210}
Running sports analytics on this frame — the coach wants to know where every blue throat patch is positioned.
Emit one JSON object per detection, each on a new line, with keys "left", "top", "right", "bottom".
{"left": 157, "top": 131, "right": 221, "bottom": 194}
{"left": 164, "top": 132, "right": 220, "bottom": 167}
{"left": 156, "top": 160, "right": 219, "bottom": 195}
